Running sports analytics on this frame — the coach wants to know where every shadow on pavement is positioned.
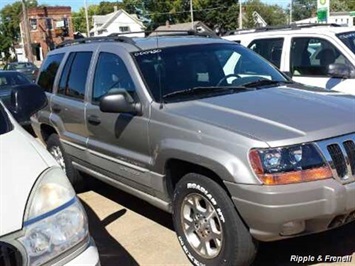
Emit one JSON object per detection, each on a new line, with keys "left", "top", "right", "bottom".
{"left": 89, "top": 178, "right": 175, "bottom": 231}
{"left": 253, "top": 221, "right": 355, "bottom": 265}
{"left": 86, "top": 179, "right": 355, "bottom": 266}
{"left": 80, "top": 200, "right": 139, "bottom": 266}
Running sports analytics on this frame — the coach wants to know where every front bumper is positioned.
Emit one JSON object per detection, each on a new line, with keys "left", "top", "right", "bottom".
{"left": 64, "top": 238, "right": 100, "bottom": 265}
{"left": 225, "top": 178, "right": 355, "bottom": 241}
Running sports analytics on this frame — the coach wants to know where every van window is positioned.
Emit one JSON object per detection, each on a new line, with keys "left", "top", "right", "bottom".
{"left": 37, "top": 53, "right": 64, "bottom": 92}
{"left": 248, "top": 38, "right": 284, "bottom": 68}
{"left": 58, "top": 52, "right": 92, "bottom": 100}
{"left": 290, "top": 37, "right": 352, "bottom": 77}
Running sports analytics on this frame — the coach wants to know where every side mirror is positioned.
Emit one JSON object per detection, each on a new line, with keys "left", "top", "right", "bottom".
{"left": 9, "top": 84, "right": 47, "bottom": 124}
{"left": 99, "top": 89, "right": 141, "bottom": 115}
{"left": 328, "top": 63, "right": 351, "bottom": 79}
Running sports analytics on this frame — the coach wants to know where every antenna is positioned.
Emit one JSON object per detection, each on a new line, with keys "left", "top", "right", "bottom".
{"left": 155, "top": 34, "right": 164, "bottom": 109}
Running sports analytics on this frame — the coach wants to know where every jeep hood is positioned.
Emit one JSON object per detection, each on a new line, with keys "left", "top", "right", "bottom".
{"left": 166, "top": 87, "right": 355, "bottom": 147}
{"left": 0, "top": 127, "right": 52, "bottom": 236}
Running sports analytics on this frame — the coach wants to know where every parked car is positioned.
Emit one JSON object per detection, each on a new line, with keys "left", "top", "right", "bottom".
{"left": 0, "top": 84, "right": 100, "bottom": 266}
{"left": 32, "top": 33, "right": 355, "bottom": 266}
{"left": 223, "top": 24, "right": 355, "bottom": 95}
{"left": 4, "top": 62, "right": 39, "bottom": 82}
{"left": 0, "top": 71, "right": 32, "bottom": 105}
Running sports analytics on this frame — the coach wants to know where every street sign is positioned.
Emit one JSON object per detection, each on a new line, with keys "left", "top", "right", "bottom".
{"left": 317, "top": 0, "right": 329, "bottom": 22}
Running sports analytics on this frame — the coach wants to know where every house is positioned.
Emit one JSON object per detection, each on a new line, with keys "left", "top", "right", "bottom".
{"left": 295, "top": 11, "right": 355, "bottom": 27}
{"left": 151, "top": 21, "right": 214, "bottom": 36}
{"left": 90, "top": 8, "right": 145, "bottom": 37}
{"left": 20, "top": 6, "right": 73, "bottom": 62}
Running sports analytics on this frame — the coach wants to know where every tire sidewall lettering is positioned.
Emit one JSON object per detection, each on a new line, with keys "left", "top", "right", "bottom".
{"left": 186, "top": 182, "right": 225, "bottom": 223}
{"left": 178, "top": 236, "right": 206, "bottom": 266}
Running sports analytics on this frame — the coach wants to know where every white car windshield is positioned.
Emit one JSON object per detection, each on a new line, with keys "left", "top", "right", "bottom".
{"left": 0, "top": 105, "right": 12, "bottom": 135}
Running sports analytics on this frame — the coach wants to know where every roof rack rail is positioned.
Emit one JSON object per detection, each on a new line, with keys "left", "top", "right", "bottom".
{"left": 56, "top": 29, "right": 219, "bottom": 49}
{"left": 224, "top": 23, "right": 342, "bottom": 36}
{"left": 148, "top": 29, "right": 219, "bottom": 38}
{"left": 56, "top": 35, "right": 137, "bottom": 49}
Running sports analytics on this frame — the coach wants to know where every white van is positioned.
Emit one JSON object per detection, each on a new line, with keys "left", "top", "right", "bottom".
{"left": 0, "top": 85, "right": 100, "bottom": 265}
{"left": 223, "top": 24, "right": 355, "bottom": 95}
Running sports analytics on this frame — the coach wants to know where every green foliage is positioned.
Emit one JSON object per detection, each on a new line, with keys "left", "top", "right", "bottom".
{"left": 0, "top": 0, "right": 38, "bottom": 60}
{"left": 243, "top": 0, "right": 287, "bottom": 28}
{"left": 291, "top": 0, "right": 350, "bottom": 22}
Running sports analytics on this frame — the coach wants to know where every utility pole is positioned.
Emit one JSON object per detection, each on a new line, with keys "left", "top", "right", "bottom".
{"left": 239, "top": 0, "right": 243, "bottom": 29}
{"left": 21, "top": 0, "right": 34, "bottom": 62}
{"left": 84, "top": 0, "right": 90, "bottom": 37}
{"left": 290, "top": 0, "right": 293, "bottom": 24}
{"left": 190, "top": 0, "right": 194, "bottom": 29}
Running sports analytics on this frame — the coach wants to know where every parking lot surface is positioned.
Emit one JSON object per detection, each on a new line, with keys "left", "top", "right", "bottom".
{"left": 79, "top": 179, "right": 355, "bottom": 266}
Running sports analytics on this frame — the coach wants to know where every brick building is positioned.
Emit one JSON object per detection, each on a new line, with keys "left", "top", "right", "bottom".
{"left": 20, "top": 6, "right": 73, "bottom": 62}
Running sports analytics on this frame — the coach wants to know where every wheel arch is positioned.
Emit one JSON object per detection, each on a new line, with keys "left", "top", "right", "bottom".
{"left": 40, "top": 123, "right": 58, "bottom": 142}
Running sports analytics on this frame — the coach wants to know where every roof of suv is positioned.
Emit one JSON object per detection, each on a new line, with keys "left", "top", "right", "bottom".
{"left": 223, "top": 25, "right": 355, "bottom": 40}
{"left": 54, "top": 35, "right": 229, "bottom": 53}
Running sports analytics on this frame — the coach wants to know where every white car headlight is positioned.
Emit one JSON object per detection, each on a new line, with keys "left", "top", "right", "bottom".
{"left": 17, "top": 167, "right": 88, "bottom": 266}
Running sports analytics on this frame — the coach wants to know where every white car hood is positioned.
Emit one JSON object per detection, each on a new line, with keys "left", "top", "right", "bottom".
{"left": 0, "top": 127, "right": 56, "bottom": 236}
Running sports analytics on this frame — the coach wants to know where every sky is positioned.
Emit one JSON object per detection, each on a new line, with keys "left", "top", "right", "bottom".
{"left": 0, "top": 0, "right": 290, "bottom": 12}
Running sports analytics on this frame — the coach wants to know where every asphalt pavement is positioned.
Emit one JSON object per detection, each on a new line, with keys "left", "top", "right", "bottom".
{"left": 79, "top": 178, "right": 355, "bottom": 266}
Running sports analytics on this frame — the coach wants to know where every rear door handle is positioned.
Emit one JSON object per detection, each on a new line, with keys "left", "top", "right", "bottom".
{"left": 88, "top": 115, "right": 101, "bottom": 125}
{"left": 52, "top": 104, "right": 61, "bottom": 113}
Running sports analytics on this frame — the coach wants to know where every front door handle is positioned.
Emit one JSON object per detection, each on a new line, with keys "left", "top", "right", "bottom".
{"left": 52, "top": 104, "right": 61, "bottom": 113}
{"left": 88, "top": 115, "right": 101, "bottom": 125}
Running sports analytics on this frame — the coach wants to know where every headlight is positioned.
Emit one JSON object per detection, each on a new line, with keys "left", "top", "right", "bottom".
{"left": 249, "top": 144, "right": 332, "bottom": 185}
{"left": 17, "top": 167, "right": 88, "bottom": 265}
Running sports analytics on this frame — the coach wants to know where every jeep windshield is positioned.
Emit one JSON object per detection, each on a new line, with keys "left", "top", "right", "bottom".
{"left": 133, "top": 43, "right": 289, "bottom": 102}
{"left": 337, "top": 31, "right": 355, "bottom": 53}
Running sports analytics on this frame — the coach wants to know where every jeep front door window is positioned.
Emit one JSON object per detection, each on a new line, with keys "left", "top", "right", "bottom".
{"left": 92, "top": 52, "right": 136, "bottom": 104}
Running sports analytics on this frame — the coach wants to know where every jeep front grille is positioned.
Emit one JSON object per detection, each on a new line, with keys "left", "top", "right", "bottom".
{"left": 327, "top": 144, "right": 347, "bottom": 178}
{"left": 343, "top": 140, "right": 355, "bottom": 175}
{"left": 0, "top": 242, "right": 22, "bottom": 266}
{"left": 316, "top": 133, "right": 355, "bottom": 183}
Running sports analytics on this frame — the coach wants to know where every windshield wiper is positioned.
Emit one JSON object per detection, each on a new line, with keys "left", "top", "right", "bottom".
{"left": 241, "top": 79, "right": 293, "bottom": 88}
{"left": 162, "top": 86, "right": 249, "bottom": 100}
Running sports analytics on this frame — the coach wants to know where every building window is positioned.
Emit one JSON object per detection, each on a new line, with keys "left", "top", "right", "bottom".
{"left": 119, "top": 26, "right": 130, "bottom": 32}
{"left": 29, "top": 18, "right": 37, "bottom": 31}
{"left": 46, "top": 18, "right": 53, "bottom": 30}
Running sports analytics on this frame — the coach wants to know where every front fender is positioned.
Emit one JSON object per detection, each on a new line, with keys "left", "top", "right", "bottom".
{"left": 152, "top": 139, "right": 262, "bottom": 184}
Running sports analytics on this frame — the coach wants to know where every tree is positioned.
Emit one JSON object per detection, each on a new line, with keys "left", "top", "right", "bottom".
{"left": 72, "top": 5, "right": 99, "bottom": 33}
{"left": 290, "top": 0, "right": 349, "bottom": 22}
{"left": 243, "top": 0, "right": 287, "bottom": 28}
{"left": 0, "top": 0, "right": 38, "bottom": 61}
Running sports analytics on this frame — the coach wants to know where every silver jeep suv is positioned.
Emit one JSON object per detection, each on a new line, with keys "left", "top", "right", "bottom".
{"left": 32, "top": 33, "right": 355, "bottom": 266}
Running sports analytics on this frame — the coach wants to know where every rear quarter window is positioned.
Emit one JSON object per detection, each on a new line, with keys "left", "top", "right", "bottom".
{"left": 37, "top": 53, "right": 65, "bottom": 93}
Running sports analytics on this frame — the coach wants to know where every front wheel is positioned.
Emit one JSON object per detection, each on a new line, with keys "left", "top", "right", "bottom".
{"left": 46, "top": 133, "right": 85, "bottom": 192}
{"left": 172, "top": 173, "right": 257, "bottom": 266}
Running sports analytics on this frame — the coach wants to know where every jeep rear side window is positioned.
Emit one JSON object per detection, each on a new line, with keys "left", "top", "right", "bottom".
{"left": 58, "top": 52, "right": 92, "bottom": 100}
{"left": 92, "top": 52, "right": 136, "bottom": 104}
{"left": 248, "top": 38, "right": 284, "bottom": 68}
{"left": 37, "top": 53, "right": 64, "bottom": 92}
{"left": 290, "top": 37, "right": 351, "bottom": 77}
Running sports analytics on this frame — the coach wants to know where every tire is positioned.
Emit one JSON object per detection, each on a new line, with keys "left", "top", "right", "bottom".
{"left": 46, "top": 133, "right": 85, "bottom": 192}
{"left": 172, "top": 173, "right": 257, "bottom": 266}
